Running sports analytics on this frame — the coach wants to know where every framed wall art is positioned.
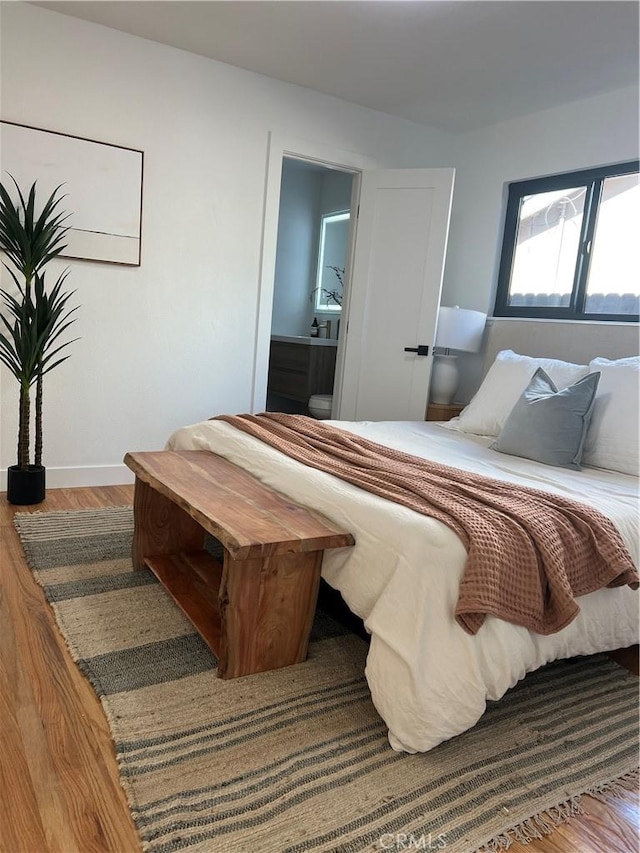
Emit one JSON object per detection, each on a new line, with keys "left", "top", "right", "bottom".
{"left": 0, "top": 120, "right": 143, "bottom": 266}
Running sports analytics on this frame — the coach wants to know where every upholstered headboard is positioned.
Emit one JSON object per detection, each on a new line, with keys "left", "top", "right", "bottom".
{"left": 482, "top": 318, "right": 639, "bottom": 375}
{"left": 455, "top": 318, "right": 639, "bottom": 403}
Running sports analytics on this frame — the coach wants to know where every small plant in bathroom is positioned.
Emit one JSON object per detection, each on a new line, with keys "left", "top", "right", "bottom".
{"left": 324, "top": 265, "right": 344, "bottom": 306}
{"left": 310, "top": 265, "right": 344, "bottom": 308}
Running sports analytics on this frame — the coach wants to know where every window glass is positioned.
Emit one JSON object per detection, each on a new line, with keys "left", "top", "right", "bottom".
{"left": 585, "top": 173, "right": 640, "bottom": 315}
{"left": 509, "top": 188, "right": 585, "bottom": 309}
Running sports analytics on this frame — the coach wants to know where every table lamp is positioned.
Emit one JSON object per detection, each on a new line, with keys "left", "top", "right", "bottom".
{"left": 430, "top": 306, "right": 487, "bottom": 404}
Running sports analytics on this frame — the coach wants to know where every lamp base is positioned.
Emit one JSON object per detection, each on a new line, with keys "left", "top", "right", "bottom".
{"left": 430, "top": 355, "right": 459, "bottom": 405}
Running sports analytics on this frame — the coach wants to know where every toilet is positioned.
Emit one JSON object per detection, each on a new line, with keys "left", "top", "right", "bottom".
{"left": 308, "top": 394, "right": 333, "bottom": 419}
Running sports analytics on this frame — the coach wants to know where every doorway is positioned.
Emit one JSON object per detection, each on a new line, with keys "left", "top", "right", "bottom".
{"left": 266, "top": 158, "right": 354, "bottom": 415}
{"left": 253, "top": 135, "right": 454, "bottom": 422}
{"left": 251, "top": 134, "right": 373, "bottom": 418}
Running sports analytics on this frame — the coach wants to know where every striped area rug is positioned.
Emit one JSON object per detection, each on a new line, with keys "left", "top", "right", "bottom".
{"left": 14, "top": 507, "right": 639, "bottom": 853}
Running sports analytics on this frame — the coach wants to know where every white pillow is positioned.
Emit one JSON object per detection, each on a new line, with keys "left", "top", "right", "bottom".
{"left": 582, "top": 356, "right": 640, "bottom": 476}
{"left": 453, "top": 350, "right": 590, "bottom": 436}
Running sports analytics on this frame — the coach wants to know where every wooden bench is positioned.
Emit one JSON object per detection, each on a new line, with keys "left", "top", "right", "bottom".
{"left": 123, "top": 450, "right": 354, "bottom": 678}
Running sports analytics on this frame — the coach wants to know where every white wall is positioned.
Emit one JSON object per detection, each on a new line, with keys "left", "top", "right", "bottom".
{"left": 440, "top": 84, "right": 639, "bottom": 401}
{"left": 442, "top": 84, "right": 639, "bottom": 314}
{"left": 0, "top": 2, "right": 456, "bottom": 487}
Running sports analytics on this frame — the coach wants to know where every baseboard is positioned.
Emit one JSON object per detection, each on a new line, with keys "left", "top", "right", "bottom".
{"left": 0, "top": 464, "right": 134, "bottom": 491}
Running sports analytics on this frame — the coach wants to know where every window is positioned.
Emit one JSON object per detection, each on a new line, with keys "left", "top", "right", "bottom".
{"left": 314, "top": 212, "right": 349, "bottom": 312}
{"left": 495, "top": 161, "right": 639, "bottom": 321}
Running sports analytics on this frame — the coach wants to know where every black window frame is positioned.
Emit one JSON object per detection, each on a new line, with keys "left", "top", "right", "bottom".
{"left": 494, "top": 160, "right": 640, "bottom": 322}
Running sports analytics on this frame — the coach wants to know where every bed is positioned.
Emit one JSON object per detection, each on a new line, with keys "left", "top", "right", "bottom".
{"left": 167, "top": 345, "right": 639, "bottom": 754}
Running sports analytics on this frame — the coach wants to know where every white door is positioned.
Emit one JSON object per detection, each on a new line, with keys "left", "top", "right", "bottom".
{"left": 336, "top": 168, "right": 455, "bottom": 421}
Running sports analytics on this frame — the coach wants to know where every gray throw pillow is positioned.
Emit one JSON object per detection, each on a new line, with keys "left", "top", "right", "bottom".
{"left": 490, "top": 367, "right": 600, "bottom": 470}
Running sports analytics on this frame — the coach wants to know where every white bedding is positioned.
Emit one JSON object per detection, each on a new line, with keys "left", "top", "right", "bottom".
{"left": 167, "top": 418, "right": 639, "bottom": 753}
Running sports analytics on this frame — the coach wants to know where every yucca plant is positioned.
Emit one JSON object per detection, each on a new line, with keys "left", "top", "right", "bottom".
{"left": 0, "top": 177, "right": 78, "bottom": 503}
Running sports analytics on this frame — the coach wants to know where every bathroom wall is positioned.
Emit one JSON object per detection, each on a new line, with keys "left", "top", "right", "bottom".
{"left": 270, "top": 160, "right": 323, "bottom": 336}
{"left": 271, "top": 160, "right": 353, "bottom": 337}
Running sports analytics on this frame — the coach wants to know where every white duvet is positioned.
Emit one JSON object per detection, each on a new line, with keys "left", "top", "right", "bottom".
{"left": 167, "top": 418, "right": 639, "bottom": 753}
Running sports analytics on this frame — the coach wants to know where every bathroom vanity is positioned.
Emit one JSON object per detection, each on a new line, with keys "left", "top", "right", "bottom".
{"left": 268, "top": 336, "right": 337, "bottom": 404}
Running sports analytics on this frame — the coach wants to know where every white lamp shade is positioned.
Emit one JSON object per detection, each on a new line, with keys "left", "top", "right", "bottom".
{"left": 435, "top": 306, "right": 486, "bottom": 353}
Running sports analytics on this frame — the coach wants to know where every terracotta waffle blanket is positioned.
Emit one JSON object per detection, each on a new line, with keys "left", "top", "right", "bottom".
{"left": 217, "top": 413, "right": 638, "bottom": 635}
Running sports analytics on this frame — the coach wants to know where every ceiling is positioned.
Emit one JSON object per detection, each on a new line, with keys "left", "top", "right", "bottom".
{"left": 32, "top": 1, "right": 640, "bottom": 133}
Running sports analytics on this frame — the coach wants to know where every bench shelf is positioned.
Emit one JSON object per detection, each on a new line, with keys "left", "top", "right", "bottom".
{"left": 144, "top": 551, "right": 223, "bottom": 654}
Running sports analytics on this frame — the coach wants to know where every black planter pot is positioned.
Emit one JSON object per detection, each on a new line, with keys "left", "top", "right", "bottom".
{"left": 7, "top": 464, "right": 46, "bottom": 505}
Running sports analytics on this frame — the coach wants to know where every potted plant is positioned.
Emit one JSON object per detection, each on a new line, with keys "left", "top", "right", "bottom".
{"left": 0, "top": 178, "right": 78, "bottom": 504}
{"left": 310, "top": 265, "right": 345, "bottom": 309}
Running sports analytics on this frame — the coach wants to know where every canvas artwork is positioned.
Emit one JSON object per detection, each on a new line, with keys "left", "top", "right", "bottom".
{"left": 0, "top": 121, "right": 143, "bottom": 266}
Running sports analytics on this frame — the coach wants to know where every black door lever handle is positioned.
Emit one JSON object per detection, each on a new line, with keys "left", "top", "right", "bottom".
{"left": 404, "top": 345, "right": 429, "bottom": 356}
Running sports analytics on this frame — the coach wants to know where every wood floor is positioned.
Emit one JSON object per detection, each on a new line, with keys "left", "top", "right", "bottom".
{"left": 1, "top": 485, "right": 638, "bottom": 853}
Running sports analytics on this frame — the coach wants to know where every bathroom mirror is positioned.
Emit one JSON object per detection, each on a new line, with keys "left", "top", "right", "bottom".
{"left": 314, "top": 211, "right": 349, "bottom": 312}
